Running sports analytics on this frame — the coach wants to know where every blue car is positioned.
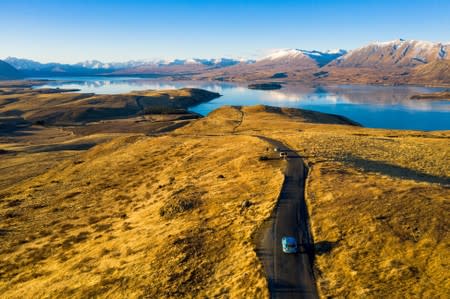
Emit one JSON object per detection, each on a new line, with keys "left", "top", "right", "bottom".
{"left": 282, "top": 236, "right": 298, "bottom": 253}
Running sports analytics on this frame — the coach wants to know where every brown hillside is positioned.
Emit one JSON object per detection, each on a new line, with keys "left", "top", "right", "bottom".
{"left": 410, "top": 60, "right": 450, "bottom": 85}
{"left": 328, "top": 40, "right": 448, "bottom": 68}
{"left": 0, "top": 91, "right": 448, "bottom": 298}
{"left": 0, "top": 87, "right": 219, "bottom": 125}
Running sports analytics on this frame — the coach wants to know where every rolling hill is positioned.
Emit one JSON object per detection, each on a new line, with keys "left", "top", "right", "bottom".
{"left": 0, "top": 90, "right": 448, "bottom": 297}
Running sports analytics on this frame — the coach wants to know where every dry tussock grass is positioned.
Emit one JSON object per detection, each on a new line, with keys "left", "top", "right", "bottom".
{"left": 306, "top": 163, "right": 448, "bottom": 298}
{"left": 0, "top": 88, "right": 217, "bottom": 189}
{"left": 0, "top": 87, "right": 217, "bottom": 125}
{"left": 1, "top": 97, "right": 448, "bottom": 298}
{"left": 0, "top": 134, "right": 283, "bottom": 298}
{"left": 185, "top": 105, "right": 448, "bottom": 298}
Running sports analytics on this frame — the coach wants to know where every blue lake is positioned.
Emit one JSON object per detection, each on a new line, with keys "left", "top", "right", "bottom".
{"left": 33, "top": 76, "right": 450, "bottom": 131}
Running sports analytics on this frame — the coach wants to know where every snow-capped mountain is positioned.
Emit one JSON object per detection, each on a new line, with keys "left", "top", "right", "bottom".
{"left": 3, "top": 57, "right": 96, "bottom": 76}
{"left": 4, "top": 57, "right": 53, "bottom": 71}
{"left": 74, "top": 60, "right": 146, "bottom": 70}
{"left": 4, "top": 40, "right": 449, "bottom": 84}
{"left": 5, "top": 57, "right": 151, "bottom": 71}
{"left": 257, "top": 48, "right": 347, "bottom": 67}
{"left": 330, "top": 39, "right": 449, "bottom": 68}
{"left": 193, "top": 48, "right": 347, "bottom": 81}
{"left": 4, "top": 57, "right": 246, "bottom": 76}
{"left": 111, "top": 58, "right": 248, "bottom": 75}
{"left": 261, "top": 49, "right": 309, "bottom": 61}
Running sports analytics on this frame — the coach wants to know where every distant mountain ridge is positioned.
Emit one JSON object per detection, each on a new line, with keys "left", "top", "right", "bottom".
{"left": 3, "top": 39, "right": 450, "bottom": 85}
{"left": 4, "top": 57, "right": 114, "bottom": 76}
{"left": 4, "top": 56, "right": 250, "bottom": 76}
{"left": 259, "top": 48, "right": 347, "bottom": 67}
{"left": 320, "top": 39, "right": 450, "bottom": 85}
{"left": 330, "top": 39, "right": 449, "bottom": 68}
{"left": 187, "top": 48, "right": 348, "bottom": 81}
{"left": 0, "top": 60, "right": 23, "bottom": 80}
{"left": 191, "top": 39, "right": 450, "bottom": 85}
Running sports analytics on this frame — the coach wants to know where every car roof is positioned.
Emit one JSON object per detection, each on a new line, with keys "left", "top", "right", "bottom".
{"left": 282, "top": 236, "right": 297, "bottom": 243}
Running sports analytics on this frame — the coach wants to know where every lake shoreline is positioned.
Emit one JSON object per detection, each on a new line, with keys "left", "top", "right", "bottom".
{"left": 410, "top": 91, "right": 450, "bottom": 100}
{"left": 2, "top": 78, "right": 448, "bottom": 131}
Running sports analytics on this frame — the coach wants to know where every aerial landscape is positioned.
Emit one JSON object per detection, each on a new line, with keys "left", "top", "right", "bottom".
{"left": 0, "top": 1, "right": 449, "bottom": 298}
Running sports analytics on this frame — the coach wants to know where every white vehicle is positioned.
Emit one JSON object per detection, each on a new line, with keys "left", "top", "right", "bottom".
{"left": 279, "top": 152, "right": 288, "bottom": 159}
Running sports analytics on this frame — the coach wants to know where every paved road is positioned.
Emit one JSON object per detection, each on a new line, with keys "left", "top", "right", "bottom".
{"left": 257, "top": 137, "right": 318, "bottom": 299}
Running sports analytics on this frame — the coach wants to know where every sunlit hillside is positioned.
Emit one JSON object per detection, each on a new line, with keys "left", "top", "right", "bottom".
{"left": 1, "top": 98, "right": 448, "bottom": 298}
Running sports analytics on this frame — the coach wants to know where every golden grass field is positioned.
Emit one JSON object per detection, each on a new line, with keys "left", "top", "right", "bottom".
{"left": 0, "top": 87, "right": 218, "bottom": 188}
{"left": 0, "top": 134, "right": 284, "bottom": 298}
{"left": 0, "top": 86, "right": 449, "bottom": 298}
{"left": 180, "top": 105, "right": 449, "bottom": 298}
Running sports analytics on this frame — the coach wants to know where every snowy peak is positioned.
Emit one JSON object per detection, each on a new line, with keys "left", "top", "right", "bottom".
{"left": 3, "top": 57, "right": 246, "bottom": 75}
{"left": 260, "top": 49, "right": 309, "bottom": 61}
{"left": 4, "top": 57, "right": 48, "bottom": 70}
{"left": 326, "top": 49, "right": 347, "bottom": 55}
{"left": 259, "top": 48, "right": 347, "bottom": 67}
{"left": 168, "top": 59, "right": 201, "bottom": 66}
{"left": 76, "top": 57, "right": 244, "bottom": 68}
{"left": 76, "top": 60, "right": 112, "bottom": 69}
{"left": 332, "top": 39, "right": 449, "bottom": 68}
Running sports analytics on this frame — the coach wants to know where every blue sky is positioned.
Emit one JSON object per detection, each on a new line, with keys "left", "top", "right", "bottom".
{"left": 1, "top": 0, "right": 449, "bottom": 63}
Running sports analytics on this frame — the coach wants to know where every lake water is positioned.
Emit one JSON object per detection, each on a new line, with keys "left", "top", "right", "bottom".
{"left": 33, "top": 76, "right": 450, "bottom": 131}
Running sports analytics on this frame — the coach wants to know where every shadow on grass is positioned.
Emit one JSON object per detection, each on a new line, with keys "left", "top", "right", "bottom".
{"left": 0, "top": 228, "right": 11, "bottom": 236}
{"left": 314, "top": 241, "right": 338, "bottom": 255}
{"left": 29, "top": 143, "right": 97, "bottom": 153}
{"left": 0, "top": 125, "right": 35, "bottom": 137}
{"left": 344, "top": 155, "right": 449, "bottom": 185}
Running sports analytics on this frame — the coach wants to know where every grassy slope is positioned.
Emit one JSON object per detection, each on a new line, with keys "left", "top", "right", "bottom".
{"left": 0, "top": 134, "right": 283, "bottom": 298}
{"left": 0, "top": 87, "right": 218, "bottom": 189}
{"left": 1, "top": 99, "right": 449, "bottom": 298}
{"left": 0, "top": 87, "right": 219, "bottom": 125}
{"left": 181, "top": 105, "right": 450, "bottom": 298}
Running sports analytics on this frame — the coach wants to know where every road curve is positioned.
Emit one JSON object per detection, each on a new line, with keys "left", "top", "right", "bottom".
{"left": 256, "top": 137, "right": 318, "bottom": 299}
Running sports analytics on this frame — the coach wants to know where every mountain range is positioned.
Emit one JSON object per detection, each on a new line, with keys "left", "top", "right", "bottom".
{"left": 2, "top": 57, "right": 250, "bottom": 77}
{"left": 0, "top": 60, "right": 24, "bottom": 80}
{"left": 330, "top": 39, "right": 448, "bottom": 68}
{"left": 320, "top": 39, "right": 450, "bottom": 85}
{"left": 1, "top": 39, "right": 449, "bottom": 85}
{"left": 193, "top": 39, "right": 450, "bottom": 85}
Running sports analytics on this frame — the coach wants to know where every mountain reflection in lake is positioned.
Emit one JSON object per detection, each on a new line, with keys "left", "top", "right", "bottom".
{"left": 34, "top": 77, "right": 449, "bottom": 130}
